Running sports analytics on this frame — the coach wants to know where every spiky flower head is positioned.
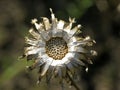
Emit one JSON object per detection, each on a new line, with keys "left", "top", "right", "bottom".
{"left": 22, "top": 9, "right": 97, "bottom": 90}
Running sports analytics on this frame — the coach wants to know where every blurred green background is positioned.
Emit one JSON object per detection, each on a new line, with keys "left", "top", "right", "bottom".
{"left": 0, "top": 0, "right": 120, "bottom": 90}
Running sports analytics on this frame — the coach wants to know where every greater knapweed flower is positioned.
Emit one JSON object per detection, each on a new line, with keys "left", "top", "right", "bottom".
{"left": 22, "top": 9, "right": 97, "bottom": 90}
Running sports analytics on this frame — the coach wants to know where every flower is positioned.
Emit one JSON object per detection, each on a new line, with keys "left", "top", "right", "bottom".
{"left": 22, "top": 9, "right": 97, "bottom": 89}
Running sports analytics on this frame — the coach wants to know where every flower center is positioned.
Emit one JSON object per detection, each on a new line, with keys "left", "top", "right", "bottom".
{"left": 45, "top": 37, "right": 68, "bottom": 60}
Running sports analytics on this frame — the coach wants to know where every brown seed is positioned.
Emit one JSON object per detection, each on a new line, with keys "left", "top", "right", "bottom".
{"left": 45, "top": 37, "right": 68, "bottom": 60}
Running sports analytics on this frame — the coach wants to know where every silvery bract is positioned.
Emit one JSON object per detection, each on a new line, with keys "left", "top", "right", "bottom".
{"left": 23, "top": 9, "right": 97, "bottom": 90}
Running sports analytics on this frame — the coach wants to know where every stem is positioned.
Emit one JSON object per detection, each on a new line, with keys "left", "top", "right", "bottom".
{"left": 61, "top": 80, "right": 65, "bottom": 90}
{"left": 67, "top": 72, "right": 81, "bottom": 90}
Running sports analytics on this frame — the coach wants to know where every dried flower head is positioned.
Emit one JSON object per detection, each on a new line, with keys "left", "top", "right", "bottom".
{"left": 22, "top": 9, "right": 97, "bottom": 90}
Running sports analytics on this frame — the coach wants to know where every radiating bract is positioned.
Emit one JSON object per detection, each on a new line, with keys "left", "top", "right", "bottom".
{"left": 23, "top": 9, "right": 97, "bottom": 90}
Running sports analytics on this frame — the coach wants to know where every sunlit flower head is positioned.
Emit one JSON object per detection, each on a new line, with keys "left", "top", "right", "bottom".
{"left": 22, "top": 9, "right": 97, "bottom": 89}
